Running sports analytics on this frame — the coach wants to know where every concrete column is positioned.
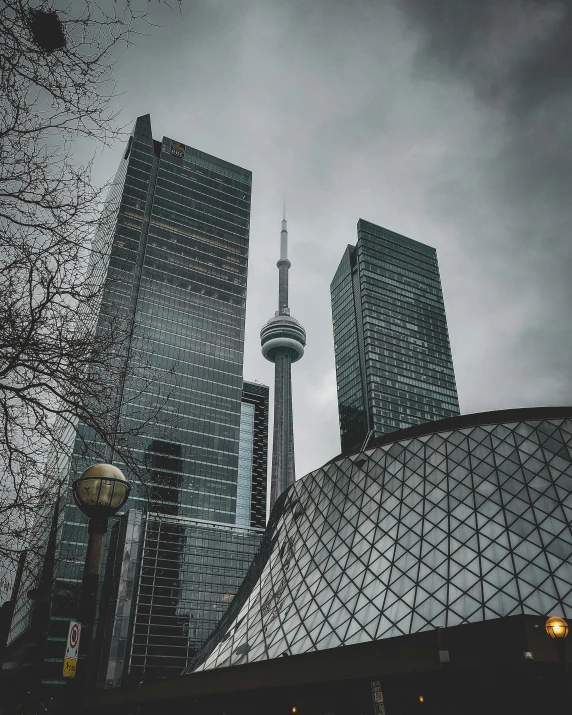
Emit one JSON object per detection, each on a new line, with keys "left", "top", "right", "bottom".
{"left": 270, "top": 351, "right": 295, "bottom": 510}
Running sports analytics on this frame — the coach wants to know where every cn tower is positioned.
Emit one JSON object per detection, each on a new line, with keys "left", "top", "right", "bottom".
{"left": 260, "top": 213, "right": 306, "bottom": 512}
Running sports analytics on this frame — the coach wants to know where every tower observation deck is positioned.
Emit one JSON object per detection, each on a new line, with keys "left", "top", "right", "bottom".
{"left": 260, "top": 215, "right": 306, "bottom": 512}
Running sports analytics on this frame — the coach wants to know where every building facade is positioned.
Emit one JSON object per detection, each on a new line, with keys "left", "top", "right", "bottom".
{"left": 331, "top": 220, "right": 460, "bottom": 452}
{"left": 240, "top": 382, "right": 270, "bottom": 529}
{"left": 4, "top": 115, "right": 265, "bottom": 697}
{"left": 99, "top": 383, "right": 267, "bottom": 686}
{"left": 186, "top": 407, "right": 572, "bottom": 672}
{"left": 98, "top": 511, "right": 264, "bottom": 687}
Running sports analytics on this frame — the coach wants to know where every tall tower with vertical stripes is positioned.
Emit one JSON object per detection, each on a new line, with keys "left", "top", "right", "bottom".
{"left": 331, "top": 219, "right": 460, "bottom": 453}
{"left": 260, "top": 214, "right": 306, "bottom": 512}
{"left": 3, "top": 115, "right": 267, "bottom": 693}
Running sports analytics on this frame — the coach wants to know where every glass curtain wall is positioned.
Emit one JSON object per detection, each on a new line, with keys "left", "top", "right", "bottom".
{"left": 236, "top": 402, "right": 255, "bottom": 527}
{"left": 241, "top": 381, "right": 269, "bottom": 529}
{"left": 188, "top": 411, "right": 572, "bottom": 672}
{"left": 6, "top": 114, "right": 264, "bottom": 687}
{"left": 331, "top": 220, "right": 460, "bottom": 452}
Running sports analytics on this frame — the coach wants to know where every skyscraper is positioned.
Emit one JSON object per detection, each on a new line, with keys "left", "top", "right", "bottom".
{"left": 260, "top": 216, "right": 306, "bottom": 511}
{"left": 239, "top": 381, "right": 270, "bottom": 530}
{"left": 4, "top": 115, "right": 266, "bottom": 694}
{"left": 331, "top": 219, "right": 460, "bottom": 452}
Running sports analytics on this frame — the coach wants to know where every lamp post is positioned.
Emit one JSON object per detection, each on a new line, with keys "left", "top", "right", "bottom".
{"left": 71, "top": 464, "right": 130, "bottom": 697}
{"left": 545, "top": 615, "right": 569, "bottom": 671}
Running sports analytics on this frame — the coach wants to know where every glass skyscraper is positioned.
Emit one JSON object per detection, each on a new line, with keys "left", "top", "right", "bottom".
{"left": 239, "top": 382, "right": 270, "bottom": 529}
{"left": 4, "top": 115, "right": 266, "bottom": 694}
{"left": 331, "top": 219, "right": 460, "bottom": 452}
{"left": 99, "top": 382, "right": 267, "bottom": 687}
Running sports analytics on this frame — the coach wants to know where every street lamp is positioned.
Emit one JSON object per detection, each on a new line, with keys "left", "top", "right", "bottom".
{"left": 71, "top": 464, "right": 130, "bottom": 695}
{"left": 545, "top": 615, "right": 569, "bottom": 672}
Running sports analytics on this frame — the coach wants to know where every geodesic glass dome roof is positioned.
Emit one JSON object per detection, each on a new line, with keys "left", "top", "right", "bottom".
{"left": 187, "top": 408, "right": 572, "bottom": 672}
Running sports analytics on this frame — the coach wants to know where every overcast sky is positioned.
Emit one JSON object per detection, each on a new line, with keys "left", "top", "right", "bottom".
{"left": 91, "top": 0, "right": 572, "bottom": 480}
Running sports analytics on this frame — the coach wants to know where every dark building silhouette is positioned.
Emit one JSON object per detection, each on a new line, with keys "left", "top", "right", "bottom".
{"left": 240, "top": 382, "right": 269, "bottom": 529}
{"left": 146, "top": 440, "right": 184, "bottom": 516}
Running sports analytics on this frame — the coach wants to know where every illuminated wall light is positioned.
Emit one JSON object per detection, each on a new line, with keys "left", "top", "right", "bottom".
{"left": 546, "top": 616, "right": 569, "bottom": 639}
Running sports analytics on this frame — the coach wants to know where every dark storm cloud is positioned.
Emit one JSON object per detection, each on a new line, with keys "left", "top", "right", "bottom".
{"left": 397, "top": 0, "right": 572, "bottom": 409}
{"left": 400, "top": 0, "right": 572, "bottom": 112}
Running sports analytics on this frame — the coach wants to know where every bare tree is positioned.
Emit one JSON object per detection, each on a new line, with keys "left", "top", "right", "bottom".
{"left": 0, "top": 1, "right": 178, "bottom": 595}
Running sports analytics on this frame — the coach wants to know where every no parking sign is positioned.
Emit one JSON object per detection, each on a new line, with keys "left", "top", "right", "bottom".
{"left": 63, "top": 621, "right": 81, "bottom": 678}
{"left": 370, "top": 680, "right": 386, "bottom": 715}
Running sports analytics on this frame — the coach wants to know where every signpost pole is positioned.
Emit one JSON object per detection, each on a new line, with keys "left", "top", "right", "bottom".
{"left": 63, "top": 519, "right": 108, "bottom": 712}
{"left": 370, "top": 679, "right": 386, "bottom": 715}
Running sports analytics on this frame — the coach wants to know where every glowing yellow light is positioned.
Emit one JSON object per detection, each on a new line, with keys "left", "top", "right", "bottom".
{"left": 546, "top": 616, "right": 569, "bottom": 640}
{"left": 292, "top": 708, "right": 297, "bottom": 713}
{"left": 419, "top": 696, "right": 424, "bottom": 703}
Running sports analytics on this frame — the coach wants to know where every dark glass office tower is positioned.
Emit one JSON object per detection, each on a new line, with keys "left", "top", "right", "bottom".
{"left": 3, "top": 115, "right": 265, "bottom": 696}
{"left": 101, "top": 379, "right": 267, "bottom": 685}
{"left": 240, "top": 381, "right": 270, "bottom": 529}
{"left": 331, "top": 219, "right": 460, "bottom": 452}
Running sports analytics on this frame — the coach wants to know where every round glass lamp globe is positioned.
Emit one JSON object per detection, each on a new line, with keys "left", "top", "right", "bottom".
{"left": 72, "top": 464, "right": 130, "bottom": 519}
{"left": 545, "top": 616, "right": 569, "bottom": 640}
